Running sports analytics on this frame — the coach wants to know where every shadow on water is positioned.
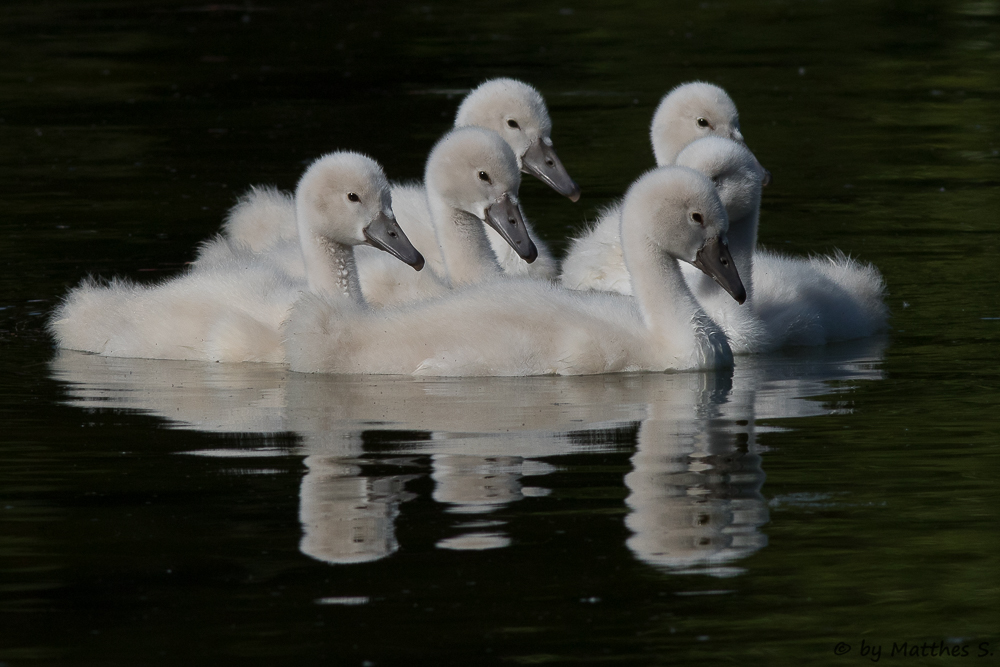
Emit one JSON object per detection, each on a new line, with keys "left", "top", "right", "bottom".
{"left": 50, "top": 337, "right": 886, "bottom": 575}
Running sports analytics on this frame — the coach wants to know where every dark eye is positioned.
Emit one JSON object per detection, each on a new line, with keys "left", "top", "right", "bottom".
{"left": 697, "top": 117, "right": 710, "bottom": 128}
{"left": 692, "top": 212, "right": 704, "bottom": 224}
{"left": 478, "top": 171, "right": 490, "bottom": 182}
{"left": 507, "top": 119, "right": 519, "bottom": 129}
{"left": 347, "top": 192, "right": 360, "bottom": 202}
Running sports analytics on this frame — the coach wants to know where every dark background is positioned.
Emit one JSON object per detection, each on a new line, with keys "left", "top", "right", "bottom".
{"left": 1, "top": 1, "right": 998, "bottom": 665}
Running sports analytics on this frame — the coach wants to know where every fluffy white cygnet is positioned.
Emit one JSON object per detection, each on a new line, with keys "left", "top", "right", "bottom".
{"left": 561, "top": 81, "right": 755, "bottom": 293}
{"left": 283, "top": 166, "right": 745, "bottom": 377}
{"left": 681, "top": 138, "right": 887, "bottom": 349}
{"left": 352, "top": 125, "right": 538, "bottom": 306}
{"left": 650, "top": 81, "right": 748, "bottom": 165}
{"left": 560, "top": 83, "right": 886, "bottom": 348}
{"left": 201, "top": 78, "right": 573, "bottom": 286}
{"left": 560, "top": 137, "right": 768, "bottom": 352}
{"left": 49, "top": 152, "right": 423, "bottom": 362}
{"left": 678, "top": 137, "right": 770, "bottom": 351}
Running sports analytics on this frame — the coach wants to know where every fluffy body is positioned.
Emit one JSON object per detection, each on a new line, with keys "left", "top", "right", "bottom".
{"left": 284, "top": 167, "right": 736, "bottom": 377}
{"left": 752, "top": 248, "right": 887, "bottom": 347}
{"left": 50, "top": 152, "right": 413, "bottom": 362}
{"left": 285, "top": 278, "right": 726, "bottom": 376}
{"left": 49, "top": 245, "right": 297, "bottom": 362}
{"left": 561, "top": 82, "right": 747, "bottom": 295}
{"left": 561, "top": 83, "right": 887, "bottom": 349}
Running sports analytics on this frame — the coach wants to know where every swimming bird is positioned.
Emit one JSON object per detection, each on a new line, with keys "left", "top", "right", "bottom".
{"left": 560, "top": 81, "right": 764, "bottom": 293}
{"left": 558, "top": 137, "right": 769, "bottom": 352}
{"left": 560, "top": 82, "right": 886, "bottom": 348}
{"left": 48, "top": 152, "right": 423, "bottom": 362}
{"left": 283, "top": 166, "right": 745, "bottom": 376}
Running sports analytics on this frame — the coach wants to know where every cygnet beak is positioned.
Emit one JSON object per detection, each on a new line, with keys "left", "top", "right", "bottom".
{"left": 521, "top": 138, "right": 581, "bottom": 202}
{"left": 484, "top": 193, "right": 538, "bottom": 263}
{"left": 690, "top": 236, "right": 746, "bottom": 304}
{"left": 363, "top": 211, "right": 425, "bottom": 271}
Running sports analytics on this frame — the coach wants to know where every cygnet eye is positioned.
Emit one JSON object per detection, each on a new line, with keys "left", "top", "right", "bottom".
{"left": 697, "top": 117, "right": 710, "bottom": 128}
{"left": 507, "top": 119, "right": 519, "bottom": 129}
{"left": 478, "top": 171, "right": 491, "bottom": 183}
{"left": 347, "top": 192, "right": 360, "bottom": 202}
{"left": 691, "top": 212, "right": 704, "bottom": 225}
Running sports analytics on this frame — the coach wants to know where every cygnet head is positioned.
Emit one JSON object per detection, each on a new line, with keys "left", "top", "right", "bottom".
{"left": 650, "top": 82, "right": 769, "bottom": 188}
{"left": 296, "top": 152, "right": 424, "bottom": 270}
{"left": 676, "top": 136, "right": 766, "bottom": 223}
{"left": 425, "top": 126, "right": 538, "bottom": 263}
{"left": 455, "top": 78, "right": 580, "bottom": 201}
{"left": 623, "top": 166, "right": 746, "bottom": 304}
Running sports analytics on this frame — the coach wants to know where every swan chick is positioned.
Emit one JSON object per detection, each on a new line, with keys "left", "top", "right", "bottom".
{"left": 456, "top": 77, "right": 580, "bottom": 201}
{"left": 284, "top": 166, "right": 744, "bottom": 377}
{"left": 357, "top": 125, "right": 539, "bottom": 304}
{"left": 561, "top": 81, "right": 767, "bottom": 294}
{"left": 49, "top": 152, "right": 423, "bottom": 362}
{"left": 651, "top": 81, "right": 766, "bottom": 182}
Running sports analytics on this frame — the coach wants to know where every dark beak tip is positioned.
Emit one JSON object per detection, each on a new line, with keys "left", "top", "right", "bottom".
{"left": 567, "top": 186, "right": 582, "bottom": 203}
{"left": 524, "top": 244, "right": 538, "bottom": 264}
{"left": 411, "top": 256, "right": 425, "bottom": 272}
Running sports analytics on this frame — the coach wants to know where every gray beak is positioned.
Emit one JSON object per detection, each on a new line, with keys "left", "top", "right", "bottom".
{"left": 363, "top": 211, "right": 425, "bottom": 271}
{"left": 690, "top": 236, "right": 746, "bottom": 304}
{"left": 484, "top": 193, "right": 538, "bottom": 263}
{"left": 521, "top": 138, "right": 581, "bottom": 202}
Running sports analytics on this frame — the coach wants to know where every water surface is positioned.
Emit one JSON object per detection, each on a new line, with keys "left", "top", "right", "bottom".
{"left": 1, "top": 1, "right": 998, "bottom": 664}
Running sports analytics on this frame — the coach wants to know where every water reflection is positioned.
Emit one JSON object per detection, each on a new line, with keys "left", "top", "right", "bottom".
{"left": 299, "top": 456, "right": 417, "bottom": 564}
{"left": 625, "top": 385, "right": 768, "bottom": 577}
{"left": 50, "top": 338, "right": 886, "bottom": 573}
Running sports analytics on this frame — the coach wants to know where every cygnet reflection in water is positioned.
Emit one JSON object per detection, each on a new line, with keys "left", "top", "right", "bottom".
{"left": 50, "top": 337, "right": 886, "bottom": 570}
{"left": 299, "top": 457, "right": 418, "bottom": 565}
{"left": 624, "top": 382, "right": 769, "bottom": 578}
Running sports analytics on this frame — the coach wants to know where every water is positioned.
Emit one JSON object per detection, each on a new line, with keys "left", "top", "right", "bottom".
{"left": 1, "top": 1, "right": 998, "bottom": 664}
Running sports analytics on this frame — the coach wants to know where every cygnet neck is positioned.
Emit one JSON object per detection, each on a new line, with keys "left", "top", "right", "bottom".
{"left": 651, "top": 137, "right": 682, "bottom": 167}
{"left": 621, "top": 225, "right": 704, "bottom": 349}
{"left": 298, "top": 213, "right": 365, "bottom": 303}
{"left": 726, "top": 209, "right": 758, "bottom": 298}
{"left": 428, "top": 195, "right": 502, "bottom": 288}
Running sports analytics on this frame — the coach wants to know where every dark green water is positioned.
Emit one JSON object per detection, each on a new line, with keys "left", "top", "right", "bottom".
{"left": 1, "top": 1, "right": 998, "bottom": 665}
